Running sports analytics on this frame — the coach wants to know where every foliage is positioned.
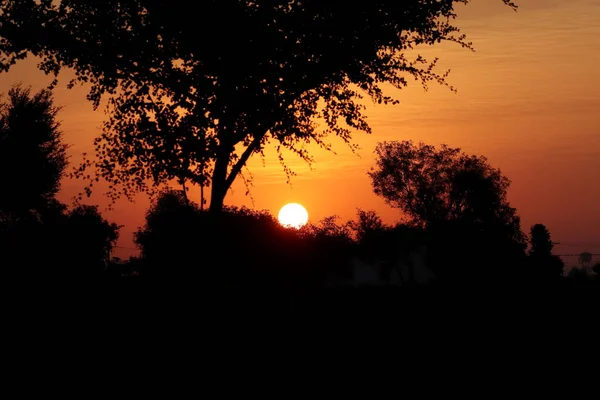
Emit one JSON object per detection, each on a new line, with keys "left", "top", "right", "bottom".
{"left": 369, "top": 140, "right": 525, "bottom": 242}
{"left": 529, "top": 224, "right": 554, "bottom": 257}
{"left": 368, "top": 140, "right": 529, "bottom": 282}
{"left": 133, "top": 188, "right": 203, "bottom": 274}
{"left": 134, "top": 189, "right": 292, "bottom": 280}
{"left": 301, "top": 215, "right": 353, "bottom": 242}
{"left": 63, "top": 204, "right": 121, "bottom": 273}
{"left": 347, "top": 209, "right": 387, "bottom": 243}
{"left": 0, "top": 0, "right": 518, "bottom": 211}
{"left": 1, "top": 203, "right": 120, "bottom": 276}
{"left": 299, "top": 215, "right": 356, "bottom": 280}
{"left": 134, "top": 190, "right": 365, "bottom": 284}
{"left": 527, "top": 223, "right": 563, "bottom": 280}
{"left": 0, "top": 83, "right": 68, "bottom": 220}
{"left": 0, "top": 82, "right": 119, "bottom": 276}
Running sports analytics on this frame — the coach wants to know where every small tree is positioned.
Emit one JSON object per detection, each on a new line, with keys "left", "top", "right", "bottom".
{"left": 62, "top": 205, "right": 121, "bottom": 276}
{"left": 0, "top": 83, "right": 68, "bottom": 221}
{"left": 527, "top": 224, "right": 564, "bottom": 280}
{"left": 348, "top": 209, "right": 387, "bottom": 243}
{"left": 134, "top": 189, "right": 204, "bottom": 276}
{"left": 529, "top": 224, "right": 554, "bottom": 257}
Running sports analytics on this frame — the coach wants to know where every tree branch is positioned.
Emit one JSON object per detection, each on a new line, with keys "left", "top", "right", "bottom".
{"left": 225, "top": 134, "right": 264, "bottom": 189}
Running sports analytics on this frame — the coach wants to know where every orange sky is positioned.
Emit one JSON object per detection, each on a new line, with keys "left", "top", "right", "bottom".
{"left": 1, "top": 0, "right": 599, "bottom": 262}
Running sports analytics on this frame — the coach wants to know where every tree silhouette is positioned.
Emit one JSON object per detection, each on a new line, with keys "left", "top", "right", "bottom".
{"left": 0, "top": 0, "right": 518, "bottom": 212}
{"left": 299, "top": 215, "right": 355, "bottom": 280}
{"left": 133, "top": 188, "right": 204, "bottom": 279}
{"left": 0, "top": 83, "right": 68, "bottom": 222}
{"left": 0, "top": 83, "right": 121, "bottom": 277}
{"left": 369, "top": 140, "right": 526, "bottom": 283}
{"left": 133, "top": 188, "right": 376, "bottom": 287}
{"left": 527, "top": 224, "right": 564, "bottom": 281}
{"left": 369, "top": 141, "right": 523, "bottom": 237}
{"left": 61, "top": 205, "right": 121, "bottom": 277}
{"left": 135, "top": 188, "right": 305, "bottom": 285}
{"left": 348, "top": 209, "right": 387, "bottom": 244}
{"left": 529, "top": 224, "right": 554, "bottom": 257}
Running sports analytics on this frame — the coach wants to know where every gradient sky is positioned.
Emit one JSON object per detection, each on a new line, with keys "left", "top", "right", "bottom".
{"left": 1, "top": 0, "right": 598, "bottom": 262}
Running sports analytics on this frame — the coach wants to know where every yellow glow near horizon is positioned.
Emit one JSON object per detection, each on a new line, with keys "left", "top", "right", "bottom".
{"left": 278, "top": 203, "right": 309, "bottom": 229}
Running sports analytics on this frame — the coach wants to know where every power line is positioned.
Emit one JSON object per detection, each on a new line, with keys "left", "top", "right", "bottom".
{"left": 555, "top": 242, "right": 600, "bottom": 246}
{"left": 556, "top": 254, "right": 600, "bottom": 257}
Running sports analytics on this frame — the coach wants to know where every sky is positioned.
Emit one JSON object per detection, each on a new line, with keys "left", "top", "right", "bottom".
{"left": 0, "top": 0, "right": 599, "bottom": 263}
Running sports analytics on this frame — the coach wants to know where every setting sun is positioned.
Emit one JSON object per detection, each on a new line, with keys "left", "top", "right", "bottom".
{"left": 278, "top": 203, "right": 309, "bottom": 229}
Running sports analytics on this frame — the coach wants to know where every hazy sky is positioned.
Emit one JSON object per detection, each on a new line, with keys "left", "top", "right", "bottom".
{"left": 1, "top": 0, "right": 598, "bottom": 261}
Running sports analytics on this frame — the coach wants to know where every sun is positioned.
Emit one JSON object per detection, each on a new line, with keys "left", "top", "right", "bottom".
{"left": 278, "top": 203, "right": 309, "bottom": 229}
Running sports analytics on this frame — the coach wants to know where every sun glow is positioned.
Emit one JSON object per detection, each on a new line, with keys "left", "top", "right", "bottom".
{"left": 278, "top": 203, "right": 309, "bottom": 229}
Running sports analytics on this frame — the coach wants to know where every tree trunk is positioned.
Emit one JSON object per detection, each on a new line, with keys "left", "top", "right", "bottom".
{"left": 208, "top": 135, "right": 264, "bottom": 213}
{"left": 181, "top": 180, "right": 189, "bottom": 205}
{"left": 209, "top": 147, "right": 231, "bottom": 213}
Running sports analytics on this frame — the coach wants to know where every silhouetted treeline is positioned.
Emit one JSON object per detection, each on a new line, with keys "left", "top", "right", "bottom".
{"left": 132, "top": 189, "right": 356, "bottom": 289}
{"left": 114, "top": 140, "right": 597, "bottom": 290}
{"left": 2, "top": 86, "right": 597, "bottom": 291}
{"left": 0, "top": 1, "right": 597, "bottom": 310}
{"left": 124, "top": 187, "right": 598, "bottom": 291}
{"left": 0, "top": 84, "right": 120, "bottom": 279}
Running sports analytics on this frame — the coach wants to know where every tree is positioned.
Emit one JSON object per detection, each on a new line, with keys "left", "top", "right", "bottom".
{"left": 529, "top": 224, "right": 554, "bottom": 257}
{"left": 369, "top": 140, "right": 526, "bottom": 282}
{"left": 1, "top": 202, "right": 120, "bottom": 277}
{"left": 348, "top": 209, "right": 387, "bottom": 243}
{"left": 134, "top": 188, "right": 204, "bottom": 278}
{"left": 0, "top": 84, "right": 120, "bottom": 276}
{"left": 134, "top": 189, "right": 313, "bottom": 285}
{"left": 0, "top": 0, "right": 518, "bottom": 212}
{"left": 369, "top": 141, "right": 523, "bottom": 237}
{"left": 62, "top": 205, "right": 121, "bottom": 276}
{"left": 527, "top": 224, "right": 564, "bottom": 280}
{"left": 0, "top": 83, "right": 68, "bottom": 221}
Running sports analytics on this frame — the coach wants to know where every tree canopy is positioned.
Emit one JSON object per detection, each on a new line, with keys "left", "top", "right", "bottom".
{"left": 529, "top": 224, "right": 554, "bottom": 257}
{"left": 368, "top": 140, "right": 524, "bottom": 243}
{"left": 0, "top": 0, "right": 517, "bottom": 211}
{"left": 63, "top": 204, "right": 121, "bottom": 272}
{"left": 369, "top": 140, "right": 530, "bottom": 283}
{"left": 0, "top": 83, "right": 68, "bottom": 221}
{"left": 0, "top": 82, "right": 120, "bottom": 275}
{"left": 527, "top": 223, "right": 564, "bottom": 279}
